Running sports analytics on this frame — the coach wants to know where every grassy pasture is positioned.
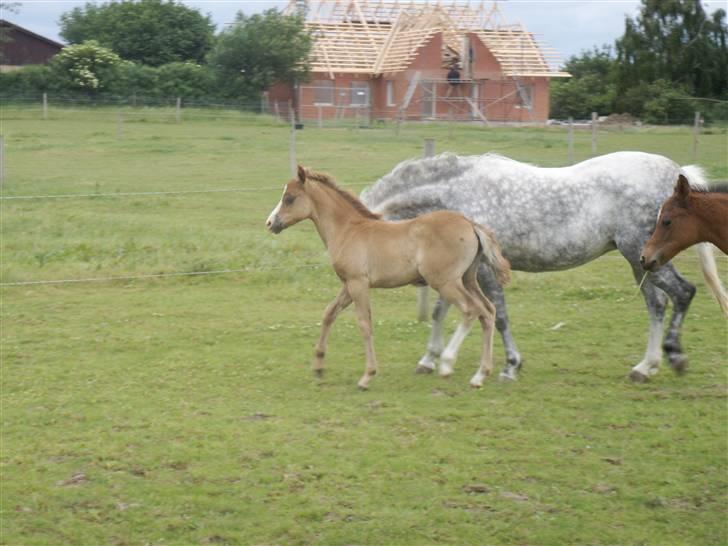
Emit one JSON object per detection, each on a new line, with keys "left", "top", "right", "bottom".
{"left": 1, "top": 107, "right": 726, "bottom": 545}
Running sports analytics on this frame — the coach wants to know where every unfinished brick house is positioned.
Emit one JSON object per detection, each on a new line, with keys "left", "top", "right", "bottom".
{"left": 267, "top": 0, "right": 569, "bottom": 124}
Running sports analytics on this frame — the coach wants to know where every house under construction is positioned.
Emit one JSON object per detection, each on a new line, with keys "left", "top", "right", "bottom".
{"left": 268, "top": 0, "right": 570, "bottom": 123}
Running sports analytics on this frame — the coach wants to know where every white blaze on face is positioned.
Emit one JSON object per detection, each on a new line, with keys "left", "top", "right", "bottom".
{"left": 265, "top": 186, "right": 286, "bottom": 229}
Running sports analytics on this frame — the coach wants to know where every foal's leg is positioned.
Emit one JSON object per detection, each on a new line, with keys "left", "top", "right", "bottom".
{"left": 346, "top": 279, "right": 378, "bottom": 390}
{"left": 476, "top": 264, "right": 522, "bottom": 381}
{"left": 416, "top": 298, "right": 451, "bottom": 374}
{"left": 436, "top": 280, "right": 479, "bottom": 378}
{"left": 313, "top": 285, "right": 352, "bottom": 377}
{"left": 464, "top": 269, "right": 497, "bottom": 388}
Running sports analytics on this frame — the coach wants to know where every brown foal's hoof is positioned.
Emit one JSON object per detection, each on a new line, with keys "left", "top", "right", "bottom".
{"left": 313, "top": 368, "right": 324, "bottom": 378}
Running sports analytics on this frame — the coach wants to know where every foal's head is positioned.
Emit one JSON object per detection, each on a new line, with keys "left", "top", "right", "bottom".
{"left": 640, "top": 175, "right": 697, "bottom": 271}
{"left": 266, "top": 166, "right": 315, "bottom": 234}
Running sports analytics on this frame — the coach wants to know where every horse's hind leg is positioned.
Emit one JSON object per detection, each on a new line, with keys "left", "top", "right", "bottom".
{"left": 464, "top": 266, "right": 497, "bottom": 388}
{"left": 346, "top": 279, "right": 379, "bottom": 390}
{"left": 644, "top": 263, "right": 696, "bottom": 374}
{"left": 415, "top": 298, "right": 451, "bottom": 374}
{"left": 476, "top": 264, "right": 522, "bottom": 381}
{"left": 435, "top": 280, "right": 479, "bottom": 378}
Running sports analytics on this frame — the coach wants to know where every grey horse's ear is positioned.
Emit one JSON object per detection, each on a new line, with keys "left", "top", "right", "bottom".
{"left": 297, "top": 165, "right": 307, "bottom": 184}
{"left": 675, "top": 174, "right": 690, "bottom": 201}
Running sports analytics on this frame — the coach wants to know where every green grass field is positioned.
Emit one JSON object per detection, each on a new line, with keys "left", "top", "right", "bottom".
{"left": 1, "top": 107, "right": 727, "bottom": 545}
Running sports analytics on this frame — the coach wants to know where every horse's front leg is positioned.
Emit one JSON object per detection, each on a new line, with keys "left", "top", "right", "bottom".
{"left": 346, "top": 279, "right": 378, "bottom": 390}
{"left": 416, "top": 297, "right": 450, "bottom": 374}
{"left": 313, "top": 285, "right": 352, "bottom": 377}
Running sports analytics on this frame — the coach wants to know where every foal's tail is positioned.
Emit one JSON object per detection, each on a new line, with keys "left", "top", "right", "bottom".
{"left": 472, "top": 223, "right": 511, "bottom": 286}
{"left": 681, "top": 165, "right": 728, "bottom": 318}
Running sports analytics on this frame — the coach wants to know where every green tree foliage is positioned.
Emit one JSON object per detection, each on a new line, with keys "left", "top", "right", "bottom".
{"left": 615, "top": 0, "right": 728, "bottom": 107}
{"left": 207, "top": 9, "right": 311, "bottom": 100}
{"left": 550, "top": 46, "right": 617, "bottom": 119}
{"left": 59, "top": 0, "right": 215, "bottom": 66}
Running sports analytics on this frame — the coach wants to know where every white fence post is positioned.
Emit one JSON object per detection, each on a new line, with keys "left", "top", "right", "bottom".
{"left": 591, "top": 112, "right": 598, "bottom": 156}
{"left": 42, "top": 93, "right": 48, "bottom": 120}
{"left": 176, "top": 97, "right": 182, "bottom": 123}
{"left": 417, "top": 137, "right": 436, "bottom": 322}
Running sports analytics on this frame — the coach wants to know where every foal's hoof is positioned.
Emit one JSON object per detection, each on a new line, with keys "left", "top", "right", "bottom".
{"left": 313, "top": 368, "right": 325, "bottom": 379}
{"left": 415, "top": 364, "right": 435, "bottom": 374}
{"left": 668, "top": 354, "right": 688, "bottom": 375}
{"left": 357, "top": 383, "right": 369, "bottom": 391}
{"left": 628, "top": 370, "right": 649, "bottom": 383}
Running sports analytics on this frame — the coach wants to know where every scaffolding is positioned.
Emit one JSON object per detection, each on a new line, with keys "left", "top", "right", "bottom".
{"left": 283, "top": 0, "right": 570, "bottom": 122}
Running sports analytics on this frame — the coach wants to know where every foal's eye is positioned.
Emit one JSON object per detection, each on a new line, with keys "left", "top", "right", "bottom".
{"left": 662, "top": 218, "right": 672, "bottom": 227}
{"left": 284, "top": 195, "right": 296, "bottom": 206}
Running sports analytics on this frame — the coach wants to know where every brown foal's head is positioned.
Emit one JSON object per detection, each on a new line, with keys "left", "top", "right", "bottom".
{"left": 265, "top": 166, "right": 314, "bottom": 234}
{"left": 640, "top": 175, "right": 698, "bottom": 271}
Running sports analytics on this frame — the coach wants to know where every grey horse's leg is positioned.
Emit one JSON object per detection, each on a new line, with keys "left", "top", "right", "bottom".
{"left": 626, "top": 262, "right": 669, "bottom": 382}
{"left": 476, "top": 264, "right": 522, "bottom": 381}
{"left": 415, "top": 298, "right": 451, "bottom": 373}
{"left": 617, "top": 235, "right": 695, "bottom": 381}
{"left": 644, "top": 263, "right": 696, "bottom": 374}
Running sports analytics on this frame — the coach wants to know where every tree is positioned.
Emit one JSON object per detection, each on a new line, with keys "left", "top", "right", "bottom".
{"left": 59, "top": 0, "right": 215, "bottom": 66}
{"left": 550, "top": 46, "right": 617, "bottom": 118}
{"left": 207, "top": 9, "right": 311, "bottom": 101}
{"left": 615, "top": 0, "right": 728, "bottom": 106}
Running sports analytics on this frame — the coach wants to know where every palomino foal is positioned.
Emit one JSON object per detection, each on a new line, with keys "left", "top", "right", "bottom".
{"left": 266, "top": 166, "right": 510, "bottom": 390}
{"left": 641, "top": 174, "right": 728, "bottom": 317}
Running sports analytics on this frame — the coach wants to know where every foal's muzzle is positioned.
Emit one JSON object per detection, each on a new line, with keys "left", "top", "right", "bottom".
{"left": 266, "top": 216, "right": 285, "bottom": 234}
{"left": 640, "top": 254, "right": 658, "bottom": 272}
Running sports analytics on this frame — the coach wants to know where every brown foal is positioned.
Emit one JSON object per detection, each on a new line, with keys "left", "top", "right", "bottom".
{"left": 266, "top": 166, "right": 510, "bottom": 390}
{"left": 641, "top": 174, "right": 728, "bottom": 316}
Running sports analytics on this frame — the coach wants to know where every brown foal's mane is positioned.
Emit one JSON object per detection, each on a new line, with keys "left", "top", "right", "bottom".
{"left": 306, "top": 170, "right": 381, "bottom": 220}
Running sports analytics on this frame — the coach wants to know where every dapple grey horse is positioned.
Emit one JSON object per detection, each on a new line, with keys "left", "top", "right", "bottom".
{"left": 361, "top": 151, "right": 724, "bottom": 382}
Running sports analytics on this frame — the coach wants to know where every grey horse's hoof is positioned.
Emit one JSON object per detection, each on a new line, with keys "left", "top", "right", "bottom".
{"left": 498, "top": 371, "right": 517, "bottom": 382}
{"left": 415, "top": 364, "right": 435, "bottom": 374}
{"left": 628, "top": 370, "right": 649, "bottom": 383}
{"left": 668, "top": 354, "right": 688, "bottom": 375}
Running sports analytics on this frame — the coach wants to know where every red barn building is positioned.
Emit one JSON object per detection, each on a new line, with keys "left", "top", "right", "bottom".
{"left": 0, "top": 19, "right": 63, "bottom": 72}
{"left": 268, "top": 0, "right": 569, "bottom": 124}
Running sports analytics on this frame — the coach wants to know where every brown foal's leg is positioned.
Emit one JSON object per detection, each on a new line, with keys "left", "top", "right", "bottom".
{"left": 313, "top": 285, "right": 352, "bottom": 377}
{"left": 346, "top": 279, "right": 378, "bottom": 390}
{"left": 435, "top": 280, "right": 478, "bottom": 378}
{"left": 463, "top": 267, "right": 497, "bottom": 387}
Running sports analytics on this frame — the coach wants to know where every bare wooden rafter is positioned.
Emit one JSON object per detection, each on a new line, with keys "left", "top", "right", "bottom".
{"left": 285, "top": 0, "right": 569, "bottom": 77}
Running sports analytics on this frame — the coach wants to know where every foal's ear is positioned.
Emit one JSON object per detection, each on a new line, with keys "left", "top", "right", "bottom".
{"left": 675, "top": 174, "right": 691, "bottom": 201}
{"left": 297, "top": 165, "right": 307, "bottom": 184}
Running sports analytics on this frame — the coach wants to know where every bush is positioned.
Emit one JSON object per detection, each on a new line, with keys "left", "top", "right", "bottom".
{"left": 0, "top": 65, "right": 58, "bottom": 96}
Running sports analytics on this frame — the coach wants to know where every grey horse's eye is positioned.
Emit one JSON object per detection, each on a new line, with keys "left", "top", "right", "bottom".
{"left": 662, "top": 218, "right": 672, "bottom": 227}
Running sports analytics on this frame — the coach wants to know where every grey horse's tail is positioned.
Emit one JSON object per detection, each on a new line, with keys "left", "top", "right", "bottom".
{"left": 681, "top": 165, "right": 728, "bottom": 318}
{"left": 472, "top": 223, "right": 511, "bottom": 286}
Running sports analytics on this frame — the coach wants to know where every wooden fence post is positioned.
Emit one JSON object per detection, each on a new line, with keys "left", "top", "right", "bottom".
{"left": 176, "top": 97, "right": 182, "bottom": 123}
{"left": 567, "top": 117, "right": 574, "bottom": 164}
{"left": 417, "top": 137, "right": 436, "bottom": 322}
{"left": 692, "top": 111, "right": 700, "bottom": 161}
{"left": 591, "top": 112, "right": 598, "bottom": 156}
{"left": 0, "top": 135, "right": 4, "bottom": 188}
{"left": 289, "top": 101, "right": 296, "bottom": 176}
{"left": 42, "top": 93, "right": 48, "bottom": 120}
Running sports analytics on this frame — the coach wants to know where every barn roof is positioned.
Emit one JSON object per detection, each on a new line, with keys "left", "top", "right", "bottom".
{"left": 285, "top": 0, "right": 570, "bottom": 78}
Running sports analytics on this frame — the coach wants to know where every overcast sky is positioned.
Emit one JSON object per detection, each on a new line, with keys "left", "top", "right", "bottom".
{"left": 4, "top": 1, "right": 726, "bottom": 65}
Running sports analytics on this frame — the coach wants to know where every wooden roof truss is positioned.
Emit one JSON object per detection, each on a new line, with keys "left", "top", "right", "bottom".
{"left": 285, "top": 0, "right": 569, "bottom": 77}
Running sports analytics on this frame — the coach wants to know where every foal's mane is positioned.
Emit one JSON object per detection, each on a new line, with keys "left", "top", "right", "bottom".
{"left": 307, "top": 170, "right": 381, "bottom": 219}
